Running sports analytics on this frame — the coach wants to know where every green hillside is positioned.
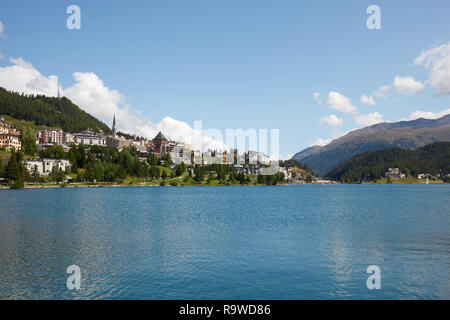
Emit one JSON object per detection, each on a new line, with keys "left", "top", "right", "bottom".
{"left": 0, "top": 114, "right": 55, "bottom": 132}
{"left": 0, "top": 87, "right": 111, "bottom": 134}
{"left": 325, "top": 142, "right": 450, "bottom": 183}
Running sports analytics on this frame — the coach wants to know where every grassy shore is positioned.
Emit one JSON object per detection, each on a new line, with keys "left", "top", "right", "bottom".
{"left": 1, "top": 181, "right": 274, "bottom": 189}
{"left": 1, "top": 176, "right": 319, "bottom": 189}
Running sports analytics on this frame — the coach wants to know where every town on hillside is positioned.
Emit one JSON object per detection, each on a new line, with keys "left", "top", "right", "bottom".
{"left": 0, "top": 116, "right": 316, "bottom": 187}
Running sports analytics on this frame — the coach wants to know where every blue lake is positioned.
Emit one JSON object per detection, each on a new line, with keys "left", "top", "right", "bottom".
{"left": 0, "top": 185, "right": 449, "bottom": 299}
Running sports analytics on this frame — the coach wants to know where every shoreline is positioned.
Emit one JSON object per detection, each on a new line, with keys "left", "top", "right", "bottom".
{"left": 2, "top": 182, "right": 449, "bottom": 190}
{"left": 0, "top": 181, "right": 339, "bottom": 189}
{"left": 1, "top": 183, "right": 310, "bottom": 189}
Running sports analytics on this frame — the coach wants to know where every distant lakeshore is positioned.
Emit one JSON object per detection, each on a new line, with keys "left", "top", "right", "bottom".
{"left": 0, "top": 180, "right": 338, "bottom": 190}
{"left": 2, "top": 178, "right": 448, "bottom": 190}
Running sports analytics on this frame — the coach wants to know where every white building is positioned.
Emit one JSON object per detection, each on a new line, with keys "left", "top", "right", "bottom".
{"left": 64, "top": 133, "right": 74, "bottom": 145}
{"left": 248, "top": 151, "right": 271, "bottom": 165}
{"left": 193, "top": 150, "right": 203, "bottom": 165}
{"left": 385, "top": 168, "right": 405, "bottom": 179}
{"left": 170, "top": 143, "right": 192, "bottom": 165}
{"left": 202, "top": 150, "right": 223, "bottom": 165}
{"left": 73, "top": 130, "right": 106, "bottom": 146}
{"left": 25, "top": 159, "right": 71, "bottom": 176}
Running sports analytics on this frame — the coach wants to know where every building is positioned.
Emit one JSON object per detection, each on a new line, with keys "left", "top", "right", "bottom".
{"left": 152, "top": 131, "right": 168, "bottom": 155}
{"left": 106, "top": 114, "right": 127, "bottom": 148}
{"left": 202, "top": 150, "right": 223, "bottom": 165}
{"left": 64, "top": 133, "right": 74, "bottom": 145}
{"left": 277, "top": 166, "right": 290, "bottom": 179}
{"left": 73, "top": 130, "right": 106, "bottom": 146}
{"left": 385, "top": 168, "right": 406, "bottom": 179}
{"left": 39, "top": 129, "right": 65, "bottom": 144}
{"left": 7, "top": 128, "right": 21, "bottom": 151}
{"left": 169, "top": 142, "right": 192, "bottom": 165}
{"left": 106, "top": 135, "right": 130, "bottom": 149}
{"left": 25, "top": 159, "right": 71, "bottom": 176}
{"left": 192, "top": 150, "right": 203, "bottom": 164}
{"left": 25, "top": 160, "right": 44, "bottom": 175}
{"left": 248, "top": 151, "right": 271, "bottom": 165}
{"left": 36, "top": 130, "right": 75, "bottom": 146}
{"left": 0, "top": 117, "right": 22, "bottom": 151}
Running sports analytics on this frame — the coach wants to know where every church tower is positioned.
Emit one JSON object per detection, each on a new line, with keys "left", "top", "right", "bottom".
{"left": 112, "top": 114, "right": 116, "bottom": 137}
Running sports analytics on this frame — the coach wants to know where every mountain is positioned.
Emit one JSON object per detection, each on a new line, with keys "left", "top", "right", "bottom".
{"left": 325, "top": 142, "right": 450, "bottom": 183}
{"left": 293, "top": 114, "right": 450, "bottom": 176}
{"left": 0, "top": 87, "right": 111, "bottom": 134}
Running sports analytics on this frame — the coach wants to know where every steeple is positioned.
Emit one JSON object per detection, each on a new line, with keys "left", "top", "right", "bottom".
{"left": 112, "top": 113, "right": 116, "bottom": 137}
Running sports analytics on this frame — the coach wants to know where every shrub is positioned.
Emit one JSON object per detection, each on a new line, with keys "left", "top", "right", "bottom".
{"left": 10, "top": 179, "right": 24, "bottom": 189}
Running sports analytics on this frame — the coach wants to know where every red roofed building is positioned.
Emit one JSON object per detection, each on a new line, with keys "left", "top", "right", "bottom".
{"left": 152, "top": 131, "right": 168, "bottom": 155}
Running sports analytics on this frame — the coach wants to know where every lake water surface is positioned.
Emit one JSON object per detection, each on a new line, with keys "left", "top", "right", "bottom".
{"left": 0, "top": 185, "right": 449, "bottom": 299}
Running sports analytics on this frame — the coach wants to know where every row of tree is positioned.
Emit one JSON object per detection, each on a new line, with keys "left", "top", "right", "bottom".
{"left": 257, "top": 172, "right": 286, "bottom": 185}
{"left": 1, "top": 142, "right": 290, "bottom": 186}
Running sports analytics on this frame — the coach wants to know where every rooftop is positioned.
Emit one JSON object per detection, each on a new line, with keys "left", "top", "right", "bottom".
{"left": 154, "top": 131, "right": 167, "bottom": 140}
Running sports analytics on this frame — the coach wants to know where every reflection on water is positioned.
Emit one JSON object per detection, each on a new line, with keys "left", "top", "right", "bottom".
{"left": 0, "top": 185, "right": 449, "bottom": 299}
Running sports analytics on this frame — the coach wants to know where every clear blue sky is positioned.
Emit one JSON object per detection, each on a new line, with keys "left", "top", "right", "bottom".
{"left": 1, "top": 0, "right": 450, "bottom": 156}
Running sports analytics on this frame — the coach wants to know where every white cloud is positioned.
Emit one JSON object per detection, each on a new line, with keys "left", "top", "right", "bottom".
{"left": 360, "top": 94, "right": 376, "bottom": 106}
{"left": 309, "top": 137, "right": 331, "bottom": 147}
{"left": 64, "top": 72, "right": 123, "bottom": 122}
{"left": 313, "top": 92, "right": 323, "bottom": 106}
{"left": 0, "top": 57, "right": 59, "bottom": 96}
{"left": 392, "top": 75, "right": 424, "bottom": 95}
{"left": 319, "top": 114, "right": 343, "bottom": 127}
{"left": 402, "top": 108, "right": 450, "bottom": 121}
{"left": 414, "top": 42, "right": 450, "bottom": 96}
{"left": 373, "top": 76, "right": 424, "bottom": 98}
{"left": 0, "top": 56, "right": 230, "bottom": 151}
{"left": 326, "top": 91, "right": 358, "bottom": 114}
{"left": 353, "top": 112, "right": 384, "bottom": 127}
